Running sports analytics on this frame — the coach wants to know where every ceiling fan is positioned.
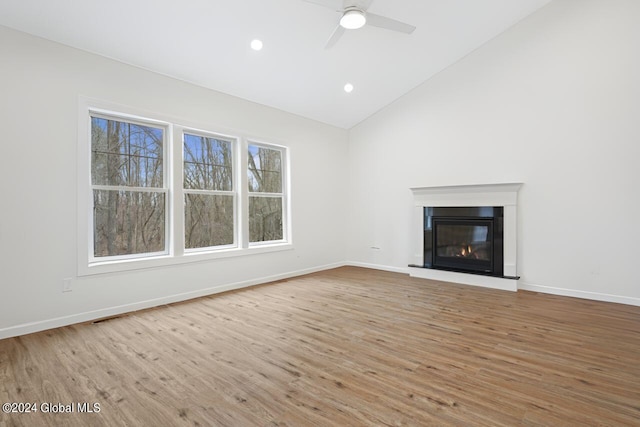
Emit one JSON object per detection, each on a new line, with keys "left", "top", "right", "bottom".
{"left": 302, "top": 0, "right": 416, "bottom": 48}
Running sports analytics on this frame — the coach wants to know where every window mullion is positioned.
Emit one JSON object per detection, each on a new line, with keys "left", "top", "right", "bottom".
{"left": 172, "top": 126, "right": 185, "bottom": 257}
{"left": 92, "top": 185, "right": 167, "bottom": 193}
{"left": 248, "top": 192, "right": 283, "bottom": 198}
{"left": 184, "top": 189, "right": 235, "bottom": 196}
{"left": 239, "top": 138, "right": 249, "bottom": 249}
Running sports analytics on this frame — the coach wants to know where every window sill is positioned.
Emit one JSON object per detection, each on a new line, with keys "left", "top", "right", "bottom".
{"left": 78, "top": 242, "right": 294, "bottom": 277}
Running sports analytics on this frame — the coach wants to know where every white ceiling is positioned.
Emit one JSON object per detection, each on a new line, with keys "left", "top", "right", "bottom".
{"left": 0, "top": 0, "right": 551, "bottom": 129}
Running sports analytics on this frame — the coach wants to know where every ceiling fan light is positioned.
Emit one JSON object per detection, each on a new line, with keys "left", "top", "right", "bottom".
{"left": 250, "top": 39, "right": 263, "bottom": 51}
{"left": 340, "top": 9, "right": 366, "bottom": 30}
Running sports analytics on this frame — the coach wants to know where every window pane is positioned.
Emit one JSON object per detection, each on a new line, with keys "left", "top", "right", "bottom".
{"left": 249, "top": 196, "right": 283, "bottom": 242}
{"left": 93, "top": 190, "right": 165, "bottom": 257}
{"left": 184, "top": 134, "right": 233, "bottom": 191}
{"left": 248, "top": 145, "right": 282, "bottom": 193}
{"left": 185, "top": 194, "right": 234, "bottom": 249}
{"left": 91, "top": 117, "right": 163, "bottom": 187}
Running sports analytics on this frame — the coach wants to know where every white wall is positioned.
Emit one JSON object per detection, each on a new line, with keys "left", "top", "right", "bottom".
{"left": 2, "top": 0, "right": 639, "bottom": 340}
{"left": 347, "top": 0, "right": 640, "bottom": 305}
{"left": 0, "top": 26, "right": 349, "bottom": 338}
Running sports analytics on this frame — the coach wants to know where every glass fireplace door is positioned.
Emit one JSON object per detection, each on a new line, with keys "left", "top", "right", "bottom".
{"left": 433, "top": 219, "right": 494, "bottom": 273}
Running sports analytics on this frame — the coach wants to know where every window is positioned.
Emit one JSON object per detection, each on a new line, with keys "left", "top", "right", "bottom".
{"left": 248, "top": 144, "right": 285, "bottom": 243}
{"left": 90, "top": 115, "right": 167, "bottom": 259}
{"left": 79, "top": 101, "right": 291, "bottom": 275}
{"left": 183, "top": 132, "right": 236, "bottom": 250}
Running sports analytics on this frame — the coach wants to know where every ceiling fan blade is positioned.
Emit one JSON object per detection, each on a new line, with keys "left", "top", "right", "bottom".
{"left": 366, "top": 12, "right": 416, "bottom": 34}
{"left": 325, "top": 25, "right": 345, "bottom": 49}
{"left": 301, "top": 0, "right": 343, "bottom": 10}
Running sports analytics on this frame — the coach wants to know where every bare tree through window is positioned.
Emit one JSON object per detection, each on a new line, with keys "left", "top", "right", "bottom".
{"left": 91, "top": 116, "right": 165, "bottom": 257}
{"left": 183, "top": 134, "right": 235, "bottom": 249}
{"left": 248, "top": 144, "right": 283, "bottom": 242}
{"left": 86, "top": 109, "right": 289, "bottom": 267}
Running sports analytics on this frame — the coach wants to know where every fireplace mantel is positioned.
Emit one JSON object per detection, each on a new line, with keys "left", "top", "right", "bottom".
{"left": 409, "top": 183, "right": 522, "bottom": 291}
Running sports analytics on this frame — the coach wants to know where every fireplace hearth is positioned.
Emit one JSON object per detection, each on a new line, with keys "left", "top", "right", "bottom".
{"left": 424, "top": 207, "right": 503, "bottom": 277}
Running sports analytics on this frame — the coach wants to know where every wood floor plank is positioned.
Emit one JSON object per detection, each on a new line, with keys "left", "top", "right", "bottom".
{"left": 1, "top": 266, "right": 639, "bottom": 426}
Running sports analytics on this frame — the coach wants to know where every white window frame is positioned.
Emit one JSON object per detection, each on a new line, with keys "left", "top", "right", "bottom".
{"left": 182, "top": 129, "right": 238, "bottom": 253}
{"left": 247, "top": 141, "right": 289, "bottom": 246}
{"left": 87, "top": 111, "right": 171, "bottom": 264}
{"left": 77, "top": 98, "right": 292, "bottom": 277}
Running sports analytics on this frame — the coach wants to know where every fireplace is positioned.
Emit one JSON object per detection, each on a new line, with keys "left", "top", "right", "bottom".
{"left": 424, "top": 207, "right": 503, "bottom": 276}
{"left": 409, "top": 183, "right": 522, "bottom": 292}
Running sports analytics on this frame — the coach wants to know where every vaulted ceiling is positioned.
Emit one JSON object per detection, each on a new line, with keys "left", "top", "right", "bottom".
{"left": 0, "top": 0, "right": 551, "bottom": 128}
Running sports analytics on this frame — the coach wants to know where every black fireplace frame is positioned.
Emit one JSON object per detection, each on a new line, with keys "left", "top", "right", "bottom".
{"left": 423, "top": 206, "right": 504, "bottom": 277}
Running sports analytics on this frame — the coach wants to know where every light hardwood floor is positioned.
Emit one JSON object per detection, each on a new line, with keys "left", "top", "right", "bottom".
{"left": 1, "top": 267, "right": 639, "bottom": 426}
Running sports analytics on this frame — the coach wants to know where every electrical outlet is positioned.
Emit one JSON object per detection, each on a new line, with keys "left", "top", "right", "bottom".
{"left": 63, "top": 278, "right": 73, "bottom": 293}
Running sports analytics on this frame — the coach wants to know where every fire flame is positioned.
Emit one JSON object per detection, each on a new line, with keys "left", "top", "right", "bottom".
{"left": 459, "top": 245, "right": 473, "bottom": 257}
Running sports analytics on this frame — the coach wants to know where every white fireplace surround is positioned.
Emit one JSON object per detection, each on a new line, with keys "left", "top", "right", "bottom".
{"left": 409, "top": 183, "right": 523, "bottom": 292}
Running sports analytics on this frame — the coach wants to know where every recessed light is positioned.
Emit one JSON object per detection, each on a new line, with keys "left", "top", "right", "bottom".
{"left": 250, "top": 39, "right": 263, "bottom": 51}
{"left": 344, "top": 83, "right": 354, "bottom": 93}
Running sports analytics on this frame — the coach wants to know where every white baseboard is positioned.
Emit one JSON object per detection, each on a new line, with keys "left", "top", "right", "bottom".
{"left": 349, "top": 263, "right": 640, "bottom": 306}
{"left": 519, "top": 281, "right": 640, "bottom": 307}
{"left": 3, "top": 263, "right": 639, "bottom": 340}
{"left": 0, "top": 262, "right": 345, "bottom": 340}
